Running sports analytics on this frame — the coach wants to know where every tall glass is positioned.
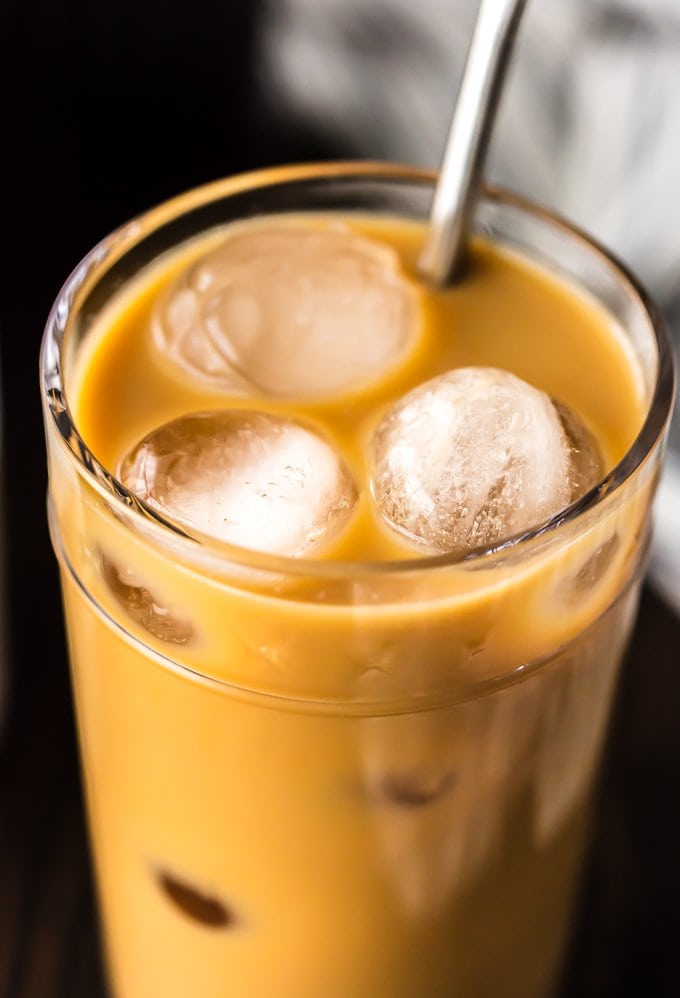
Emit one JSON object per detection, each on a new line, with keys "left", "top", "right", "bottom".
{"left": 41, "top": 164, "right": 675, "bottom": 998}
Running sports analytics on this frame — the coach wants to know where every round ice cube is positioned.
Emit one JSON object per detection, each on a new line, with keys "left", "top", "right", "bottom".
{"left": 152, "top": 223, "right": 419, "bottom": 399}
{"left": 119, "top": 410, "right": 358, "bottom": 557}
{"left": 101, "top": 554, "right": 194, "bottom": 645}
{"left": 370, "top": 367, "right": 603, "bottom": 555}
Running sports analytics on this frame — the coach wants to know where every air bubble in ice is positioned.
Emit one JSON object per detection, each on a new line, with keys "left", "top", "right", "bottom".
{"left": 119, "top": 410, "right": 358, "bottom": 557}
{"left": 370, "top": 367, "right": 603, "bottom": 555}
{"left": 157, "top": 869, "right": 233, "bottom": 928}
{"left": 152, "top": 224, "right": 419, "bottom": 398}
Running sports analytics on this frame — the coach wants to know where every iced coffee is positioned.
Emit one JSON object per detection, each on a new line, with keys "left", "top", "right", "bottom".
{"left": 41, "top": 165, "right": 674, "bottom": 997}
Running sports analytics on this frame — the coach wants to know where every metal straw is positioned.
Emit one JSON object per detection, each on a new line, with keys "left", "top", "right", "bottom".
{"left": 419, "top": 0, "right": 530, "bottom": 286}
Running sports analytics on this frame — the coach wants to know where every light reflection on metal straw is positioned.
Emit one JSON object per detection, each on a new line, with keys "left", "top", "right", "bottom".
{"left": 419, "top": 0, "right": 530, "bottom": 286}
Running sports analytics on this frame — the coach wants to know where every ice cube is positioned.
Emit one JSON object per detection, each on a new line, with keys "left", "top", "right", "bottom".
{"left": 561, "top": 533, "right": 620, "bottom": 604}
{"left": 554, "top": 399, "right": 604, "bottom": 500}
{"left": 152, "top": 223, "right": 419, "bottom": 398}
{"left": 118, "top": 410, "right": 358, "bottom": 557}
{"left": 370, "top": 367, "right": 602, "bottom": 555}
{"left": 532, "top": 633, "right": 622, "bottom": 846}
{"left": 360, "top": 686, "right": 538, "bottom": 916}
{"left": 101, "top": 554, "right": 194, "bottom": 645}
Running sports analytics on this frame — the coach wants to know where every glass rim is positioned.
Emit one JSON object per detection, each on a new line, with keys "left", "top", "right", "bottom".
{"left": 40, "top": 160, "right": 677, "bottom": 580}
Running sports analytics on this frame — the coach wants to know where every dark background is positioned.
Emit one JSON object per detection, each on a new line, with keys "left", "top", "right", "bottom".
{"left": 1, "top": 2, "right": 679, "bottom": 995}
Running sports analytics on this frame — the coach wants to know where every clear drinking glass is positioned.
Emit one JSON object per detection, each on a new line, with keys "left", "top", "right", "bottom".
{"left": 40, "top": 164, "right": 675, "bottom": 998}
